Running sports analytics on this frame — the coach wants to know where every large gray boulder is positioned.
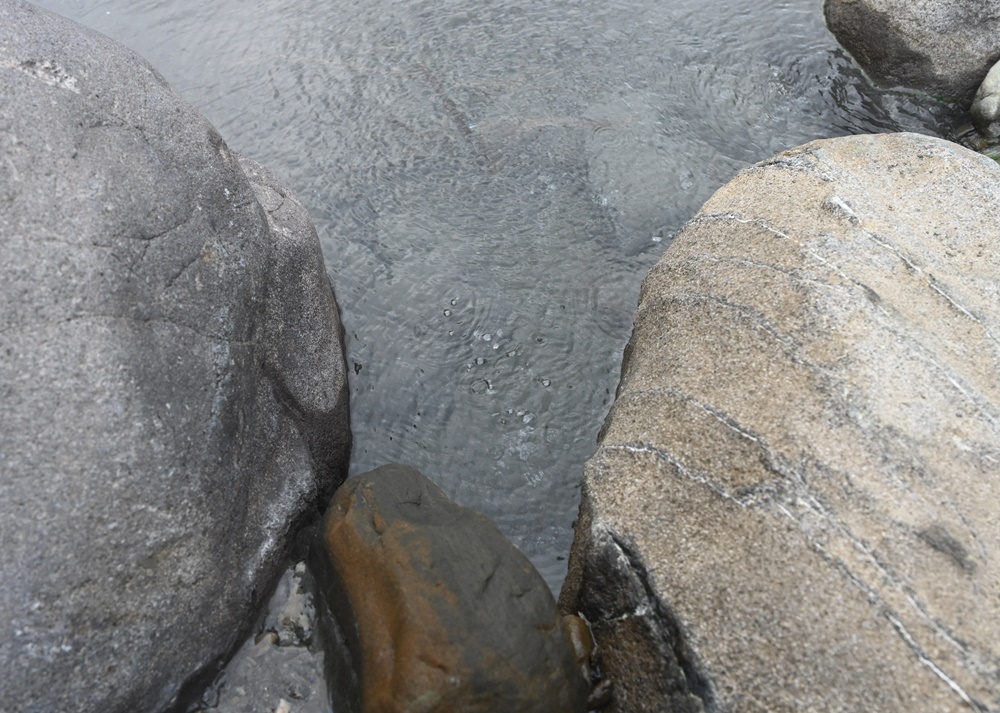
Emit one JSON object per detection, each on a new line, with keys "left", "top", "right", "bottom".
{"left": 560, "top": 133, "right": 1000, "bottom": 712}
{"left": 824, "top": 0, "right": 1000, "bottom": 101}
{"left": 0, "top": 2, "right": 350, "bottom": 711}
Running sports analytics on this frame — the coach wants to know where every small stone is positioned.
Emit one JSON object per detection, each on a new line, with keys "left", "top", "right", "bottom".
{"left": 972, "top": 59, "right": 1000, "bottom": 137}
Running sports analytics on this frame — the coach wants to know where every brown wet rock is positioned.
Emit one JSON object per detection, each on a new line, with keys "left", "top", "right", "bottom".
{"left": 311, "top": 464, "right": 590, "bottom": 713}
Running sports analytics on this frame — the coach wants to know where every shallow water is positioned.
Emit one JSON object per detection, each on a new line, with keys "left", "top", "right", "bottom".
{"left": 33, "top": 0, "right": 961, "bottom": 708}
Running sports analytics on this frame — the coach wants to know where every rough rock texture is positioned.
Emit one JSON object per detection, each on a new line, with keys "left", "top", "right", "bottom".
{"left": 973, "top": 60, "right": 1000, "bottom": 137}
{"left": 0, "top": 2, "right": 350, "bottom": 711}
{"left": 313, "top": 464, "right": 589, "bottom": 713}
{"left": 559, "top": 132, "right": 1000, "bottom": 712}
{"left": 824, "top": 0, "right": 1000, "bottom": 101}
{"left": 203, "top": 563, "right": 328, "bottom": 713}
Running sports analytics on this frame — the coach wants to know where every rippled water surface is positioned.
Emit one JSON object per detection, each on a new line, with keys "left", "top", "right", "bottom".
{"left": 33, "top": 0, "right": 960, "bottom": 707}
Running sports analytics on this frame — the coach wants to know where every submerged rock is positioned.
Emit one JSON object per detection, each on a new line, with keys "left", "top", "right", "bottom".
{"left": 313, "top": 464, "right": 589, "bottom": 713}
{"left": 824, "top": 0, "right": 1000, "bottom": 101}
{"left": 0, "top": 2, "right": 350, "bottom": 711}
{"left": 560, "top": 133, "right": 1000, "bottom": 712}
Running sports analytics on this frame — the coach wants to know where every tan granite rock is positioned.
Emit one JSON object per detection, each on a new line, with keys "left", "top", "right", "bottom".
{"left": 560, "top": 133, "right": 1000, "bottom": 712}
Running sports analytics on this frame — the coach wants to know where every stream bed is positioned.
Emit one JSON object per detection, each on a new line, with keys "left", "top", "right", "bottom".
{"left": 33, "top": 0, "right": 963, "bottom": 709}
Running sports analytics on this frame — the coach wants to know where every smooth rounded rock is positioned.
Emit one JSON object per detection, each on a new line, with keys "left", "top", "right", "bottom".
{"left": 972, "top": 60, "right": 1000, "bottom": 137}
{"left": 560, "top": 133, "right": 1000, "bottom": 712}
{"left": 824, "top": 0, "right": 1000, "bottom": 100}
{"left": 313, "top": 464, "right": 589, "bottom": 713}
{"left": 0, "top": 2, "right": 350, "bottom": 711}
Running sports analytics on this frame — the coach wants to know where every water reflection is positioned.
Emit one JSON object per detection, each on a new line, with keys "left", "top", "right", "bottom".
{"left": 41, "top": 0, "right": 958, "bottom": 601}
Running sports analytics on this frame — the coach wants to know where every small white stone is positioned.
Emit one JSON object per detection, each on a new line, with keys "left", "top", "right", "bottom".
{"left": 972, "top": 59, "right": 1000, "bottom": 135}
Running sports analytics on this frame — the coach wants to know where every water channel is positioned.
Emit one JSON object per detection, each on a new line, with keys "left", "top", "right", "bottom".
{"left": 33, "top": 0, "right": 962, "bottom": 709}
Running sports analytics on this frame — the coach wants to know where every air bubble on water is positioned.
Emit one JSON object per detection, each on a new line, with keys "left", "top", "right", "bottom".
{"left": 541, "top": 379, "right": 551, "bottom": 387}
{"left": 443, "top": 309, "right": 452, "bottom": 316}
{"left": 450, "top": 298, "right": 458, "bottom": 306}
